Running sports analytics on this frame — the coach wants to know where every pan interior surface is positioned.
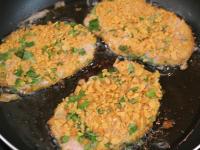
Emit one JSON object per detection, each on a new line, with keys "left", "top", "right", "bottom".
{"left": 0, "top": 0, "right": 200, "bottom": 150}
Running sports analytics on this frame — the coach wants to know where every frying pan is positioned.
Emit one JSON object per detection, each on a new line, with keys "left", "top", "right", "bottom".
{"left": 0, "top": 0, "right": 200, "bottom": 149}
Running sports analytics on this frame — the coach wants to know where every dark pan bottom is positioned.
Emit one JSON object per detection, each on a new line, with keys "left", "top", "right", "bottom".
{"left": 0, "top": 0, "right": 200, "bottom": 150}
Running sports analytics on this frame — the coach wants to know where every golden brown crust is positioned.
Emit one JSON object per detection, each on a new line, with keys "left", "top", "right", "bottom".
{"left": 84, "top": 0, "right": 195, "bottom": 66}
{"left": 0, "top": 22, "right": 96, "bottom": 93}
{"left": 48, "top": 60, "right": 162, "bottom": 149}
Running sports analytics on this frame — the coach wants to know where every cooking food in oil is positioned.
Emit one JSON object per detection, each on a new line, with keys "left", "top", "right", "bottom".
{"left": 48, "top": 60, "right": 162, "bottom": 150}
{"left": 0, "top": 22, "right": 96, "bottom": 94}
{"left": 84, "top": 0, "right": 195, "bottom": 67}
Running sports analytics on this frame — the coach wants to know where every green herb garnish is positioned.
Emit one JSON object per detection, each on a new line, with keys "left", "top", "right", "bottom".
{"left": 0, "top": 52, "right": 11, "bottom": 62}
{"left": 108, "top": 67, "right": 118, "bottom": 73}
{"left": 15, "top": 49, "right": 34, "bottom": 60}
{"left": 88, "top": 18, "right": 100, "bottom": 31}
{"left": 128, "top": 123, "right": 137, "bottom": 135}
{"left": 18, "top": 38, "right": 35, "bottom": 48}
{"left": 68, "top": 90, "right": 86, "bottom": 103}
{"left": 14, "top": 66, "right": 23, "bottom": 77}
{"left": 140, "top": 55, "right": 154, "bottom": 64}
{"left": 26, "top": 67, "right": 41, "bottom": 84}
{"left": 79, "top": 48, "right": 86, "bottom": 56}
{"left": 42, "top": 45, "right": 54, "bottom": 59}
{"left": 117, "top": 96, "right": 126, "bottom": 108}
{"left": 84, "top": 130, "right": 98, "bottom": 143}
{"left": 68, "top": 29, "right": 80, "bottom": 37}
{"left": 51, "top": 67, "right": 57, "bottom": 73}
{"left": 146, "top": 89, "right": 157, "bottom": 99}
{"left": 54, "top": 21, "right": 61, "bottom": 28}
{"left": 26, "top": 67, "right": 38, "bottom": 78}
{"left": 128, "top": 63, "right": 135, "bottom": 74}
{"left": 60, "top": 135, "right": 69, "bottom": 143}
{"left": 15, "top": 78, "right": 25, "bottom": 87}
{"left": 118, "top": 45, "right": 129, "bottom": 52}
{"left": 25, "top": 41, "right": 35, "bottom": 47}
{"left": 78, "top": 100, "right": 89, "bottom": 110}
{"left": 22, "top": 51, "right": 34, "bottom": 60}
{"left": 66, "top": 112, "right": 80, "bottom": 122}
{"left": 71, "top": 48, "right": 86, "bottom": 56}
{"left": 15, "top": 49, "right": 24, "bottom": 59}
{"left": 53, "top": 39, "right": 63, "bottom": 48}
{"left": 98, "top": 73, "right": 104, "bottom": 79}
{"left": 65, "top": 22, "right": 77, "bottom": 27}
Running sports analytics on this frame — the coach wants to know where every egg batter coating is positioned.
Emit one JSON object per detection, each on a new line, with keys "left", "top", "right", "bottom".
{"left": 0, "top": 22, "right": 96, "bottom": 93}
{"left": 84, "top": 0, "right": 195, "bottom": 66}
{"left": 48, "top": 60, "right": 162, "bottom": 150}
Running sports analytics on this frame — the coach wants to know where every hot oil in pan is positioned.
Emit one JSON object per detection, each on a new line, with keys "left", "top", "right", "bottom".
{"left": 0, "top": 0, "right": 200, "bottom": 150}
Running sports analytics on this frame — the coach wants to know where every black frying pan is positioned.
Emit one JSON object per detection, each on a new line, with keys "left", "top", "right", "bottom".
{"left": 0, "top": 0, "right": 200, "bottom": 150}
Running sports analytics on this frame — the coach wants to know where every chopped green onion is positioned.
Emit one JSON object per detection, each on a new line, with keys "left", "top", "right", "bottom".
{"left": 79, "top": 48, "right": 86, "bottom": 56}
{"left": 68, "top": 29, "right": 80, "bottom": 37}
{"left": 117, "top": 96, "right": 126, "bottom": 108}
{"left": 84, "top": 130, "right": 97, "bottom": 143}
{"left": 53, "top": 40, "right": 63, "bottom": 48}
{"left": 0, "top": 52, "right": 11, "bottom": 62}
{"left": 78, "top": 100, "right": 89, "bottom": 110}
{"left": 98, "top": 73, "right": 104, "bottom": 79}
{"left": 146, "top": 89, "right": 157, "bottom": 99}
{"left": 118, "top": 45, "right": 129, "bottom": 52}
{"left": 65, "top": 22, "right": 77, "bottom": 27}
{"left": 18, "top": 37, "right": 26, "bottom": 45}
{"left": 15, "top": 78, "right": 25, "bottom": 87}
{"left": 15, "top": 49, "right": 24, "bottom": 59}
{"left": 68, "top": 90, "right": 86, "bottom": 103}
{"left": 108, "top": 67, "right": 118, "bottom": 73}
{"left": 42, "top": 45, "right": 54, "bottom": 59}
{"left": 26, "top": 67, "right": 41, "bottom": 84}
{"left": 71, "top": 48, "right": 86, "bottom": 56}
{"left": 22, "top": 51, "right": 34, "bottom": 60}
{"left": 54, "top": 21, "right": 61, "bottom": 28}
{"left": 18, "top": 38, "right": 35, "bottom": 48}
{"left": 140, "top": 55, "right": 154, "bottom": 64}
{"left": 128, "top": 123, "right": 137, "bottom": 135}
{"left": 25, "top": 41, "right": 35, "bottom": 47}
{"left": 31, "top": 77, "right": 41, "bottom": 84}
{"left": 128, "top": 63, "right": 135, "bottom": 74}
{"left": 66, "top": 112, "right": 80, "bottom": 122}
{"left": 26, "top": 67, "right": 38, "bottom": 78}
{"left": 15, "top": 49, "right": 34, "bottom": 60}
{"left": 51, "top": 67, "right": 57, "bottom": 73}
{"left": 60, "top": 135, "right": 69, "bottom": 143}
{"left": 14, "top": 66, "right": 23, "bottom": 77}
{"left": 127, "top": 54, "right": 137, "bottom": 60}
{"left": 88, "top": 18, "right": 100, "bottom": 31}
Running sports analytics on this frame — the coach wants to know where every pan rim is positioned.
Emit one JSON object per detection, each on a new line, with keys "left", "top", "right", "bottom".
{"left": 0, "top": 134, "right": 18, "bottom": 150}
